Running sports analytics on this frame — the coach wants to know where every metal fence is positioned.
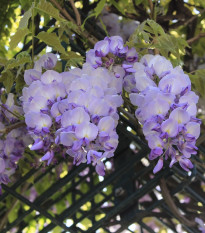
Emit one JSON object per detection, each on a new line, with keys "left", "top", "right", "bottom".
{"left": 0, "top": 113, "right": 204, "bottom": 232}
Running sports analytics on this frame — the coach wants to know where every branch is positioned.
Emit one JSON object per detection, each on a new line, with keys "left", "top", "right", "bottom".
{"left": 187, "top": 32, "right": 205, "bottom": 44}
{"left": 184, "top": 8, "right": 205, "bottom": 27}
{"left": 50, "top": 0, "right": 74, "bottom": 22}
{"left": 0, "top": 121, "right": 26, "bottom": 134}
{"left": 160, "top": 178, "right": 197, "bottom": 227}
{"left": 0, "top": 104, "right": 23, "bottom": 120}
{"left": 69, "top": 0, "right": 81, "bottom": 26}
{"left": 148, "top": 0, "right": 154, "bottom": 19}
{"left": 50, "top": 0, "right": 97, "bottom": 45}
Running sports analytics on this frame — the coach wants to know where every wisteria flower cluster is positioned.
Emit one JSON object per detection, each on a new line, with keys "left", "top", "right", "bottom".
{"left": 21, "top": 53, "right": 123, "bottom": 175}
{"left": 97, "top": 8, "right": 139, "bottom": 41}
{"left": 0, "top": 93, "right": 31, "bottom": 193}
{"left": 195, "top": 218, "right": 205, "bottom": 233}
{"left": 20, "top": 36, "right": 201, "bottom": 176}
{"left": 86, "top": 35, "right": 138, "bottom": 74}
{"left": 128, "top": 54, "right": 201, "bottom": 173}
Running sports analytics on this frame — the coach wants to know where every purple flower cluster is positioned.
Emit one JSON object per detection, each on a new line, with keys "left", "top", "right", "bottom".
{"left": 195, "top": 218, "right": 205, "bottom": 233}
{"left": 21, "top": 53, "right": 123, "bottom": 175}
{"left": 97, "top": 8, "right": 139, "bottom": 41}
{"left": 128, "top": 54, "right": 201, "bottom": 173}
{"left": 86, "top": 36, "right": 138, "bottom": 75}
{"left": 21, "top": 37, "right": 201, "bottom": 176}
{"left": 0, "top": 94, "right": 31, "bottom": 194}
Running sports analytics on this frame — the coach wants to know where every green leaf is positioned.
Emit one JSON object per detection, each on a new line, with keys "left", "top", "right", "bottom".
{"left": 10, "top": 28, "right": 31, "bottom": 50}
{"left": 0, "top": 70, "right": 14, "bottom": 93}
{"left": 82, "top": 0, "right": 106, "bottom": 28}
{"left": 155, "top": 34, "right": 189, "bottom": 64}
{"left": 145, "top": 19, "right": 165, "bottom": 37}
{"left": 16, "top": 75, "right": 25, "bottom": 93}
{"left": 36, "top": 31, "right": 66, "bottom": 54}
{"left": 20, "top": 0, "right": 33, "bottom": 11}
{"left": 82, "top": 13, "right": 96, "bottom": 29}
{"left": 127, "top": 20, "right": 165, "bottom": 48}
{"left": 6, "top": 52, "right": 31, "bottom": 70}
{"left": 53, "top": 226, "right": 63, "bottom": 233}
{"left": 110, "top": 0, "right": 125, "bottom": 16}
{"left": 61, "top": 51, "right": 84, "bottom": 67}
{"left": 59, "top": 21, "right": 79, "bottom": 38}
{"left": 127, "top": 21, "right": 151, "bottom": 48}
{"left": 194, "top": 0, "right": 205, "bottom": 8}
{"left": 19, "top": 4, "right": 34, "bottom": 29}
{"left": 0, "top": 57, "right": 8, "bottom": 66}
{"left": 99, "top": 17, "right": 109, "bottom": 36}
{"left": 95, "top": 0, "right": 107, "bottom": 18}
{"left": 8, "top": 203, "right": 20, "bottom": 223}
{"left": 189, "top": 69, "right": 205, "bottom": 98}
{"left": 35, "top": 0, "right": 65, "bottom": 22}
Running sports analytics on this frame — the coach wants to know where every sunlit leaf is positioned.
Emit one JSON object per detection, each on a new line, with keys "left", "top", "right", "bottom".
{"left": 36, "top": 31, "right": 66, "bottom": 54}
{"left": 35, "top": 0, "right": 65, "bottom": 22}
{"left": 6, "top": 52, "right": 31, "bottom": 70}
{"left": 61, "top": 51, "right": 84, "bottom": 68}
{"left": 95, "top": 0, "right": 107, "bottom": 18}
{"left": 10, "top": 28, "right": 31, "bottom": 50}
{"left": 189, "top": 69, "right": 205, "bottom": 98}
{"left": 19, "top": 4, "right": 34, "bottom": 29}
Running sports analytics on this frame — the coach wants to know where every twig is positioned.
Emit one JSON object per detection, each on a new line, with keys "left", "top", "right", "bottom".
{"left": 69, "top": 0, "right": 81, "bottom": 26}
{"left": 0, "top": 121, "right": 26, "bottom": 134}
{"left": 187, "top": 32, "right": 205, "bottom": 45}
{"left": 50, "top": 0, "right": 75, "bottom": 22}
{"left": 0, "top": 104, "right": 23, "bottom": 120}
{"left": 184, "top": 8, "right": 205, "bottom": 27}
{"left": 148, "top": 0, "right": 154, "bottom": 19}
{"left": 32, "top": 2, "right": 35, "bottom": 65}
{"left": 160, "top": 177, "right": 197, "bottom": 227}
{"left": 49, "top": 0, "right": 97, "bottom": 45}
{"left": 184, "top": 2, "right": 204, "bottom": 10}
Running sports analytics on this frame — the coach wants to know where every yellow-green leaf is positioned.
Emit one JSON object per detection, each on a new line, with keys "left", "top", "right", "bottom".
{"left": 10, "top": 28, "right": 31, "bottom": 50}
{"left": 155, "top": 34, "right": 189, "bottom": 64}
{"left": 36, "top": 31, "right": 66, "bottom": 54}
{"left": 19, "top": 3, "right": 34, "bottom": 28}
{"left": 0, "top": 70, "right": 14, "bottom": 93}
{"left": 189, "top": 69, "right": 205, "bottom": 98}
{"left": 6, "top": 52, "right": 31, "bottom": 70}
{"left": 95, "top": 0, "right": 107, "bottom": 18}
{"left": 35, "top": 0, "right": 65, "bottom": 22}
{"left": 110, "top": 0, "right": 125, "bottom": 16}
{"left": 61, "top": 51, "right": 84, "bottom": 67}
{"left": 0, "top": 57, "right": 8, "bottom": 66}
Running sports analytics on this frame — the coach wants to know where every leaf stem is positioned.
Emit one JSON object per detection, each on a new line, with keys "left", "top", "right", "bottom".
{"left": 148, "top": 0, "right": 154, "bottom": 20}
{"left": 32, "top": 2, "right": 35, "bottom": 65}
{"left": 69, "top": 0, "right": 81, "bottom": 26}
{"left": 187, "top": 32, "right": 205, "bottom": 45}
{"left": 0, "top": 121, "right": 26, "bottom": 134}
{"left": 0, "top": 104, "right": 24, "bottom": 120}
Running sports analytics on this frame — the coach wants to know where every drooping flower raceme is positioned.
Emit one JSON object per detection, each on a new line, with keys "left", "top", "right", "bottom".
{"left": 21, "top": 53, "right": 123, "bottom": 176}
{"left": 128, "top": 54, "right": 201, "bottom": 173}
{"left": 21, "top": 37, "right": 200, "bottom": 176}
{"left": 0, "top": 93, "right": 31, "bottom": 194}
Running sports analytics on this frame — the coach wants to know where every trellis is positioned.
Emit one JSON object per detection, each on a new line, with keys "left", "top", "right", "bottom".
{"left": 0, "top": 114, "right": 205, "bottom": 232}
